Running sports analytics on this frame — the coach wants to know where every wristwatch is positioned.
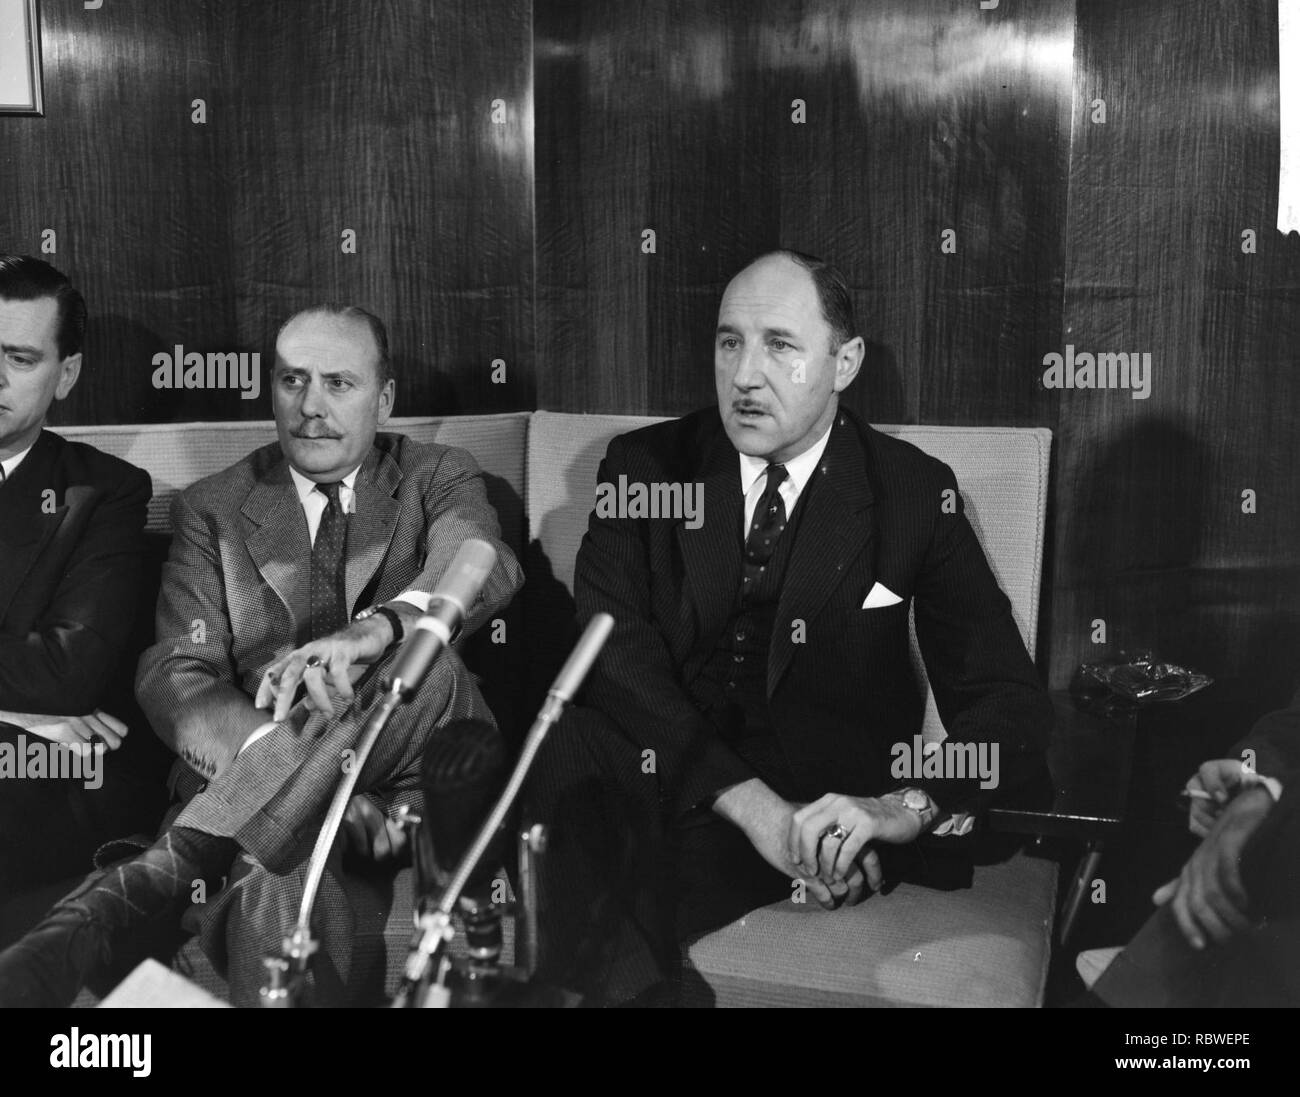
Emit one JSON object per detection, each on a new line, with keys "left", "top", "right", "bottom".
{"left": 353, "top": 603, "right": 406, "bottom": 651}
{"left": 900, "top": 788, "right": 932, "bottom": 813}
{"left": 894, "top": 787, "right": 937, "bottom": 826}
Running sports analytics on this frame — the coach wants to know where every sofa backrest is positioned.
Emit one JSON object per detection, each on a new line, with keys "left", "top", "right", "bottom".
{"left": 50, "top": 414, "right": 531, "bottom": 555}
{"left": 526, "top": 411, "right": 1052, "bottom": 740}
{"left": 52, "top": 411, "right": 1050, "bottom": 743}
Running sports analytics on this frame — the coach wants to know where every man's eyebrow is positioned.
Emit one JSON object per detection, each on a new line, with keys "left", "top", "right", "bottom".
{"left": 762, "top": 327, "right": 801, "bottom": 342}
{"left": 0, "top": 343, "right": 43, "bottom": 356}
{"left": 273, "top": 363, "right": 362, "bottom": 379}
{"left": 715, "top": 323, "right": 742, "bottom": 337}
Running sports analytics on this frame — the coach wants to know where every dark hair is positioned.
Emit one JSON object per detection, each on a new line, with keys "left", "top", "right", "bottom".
{"left": 748, "top": 249, "right": 857, "bottom": 353}
{"left": 0, "top": 255, "right": 88, "bottom": 360}
{"left": 276, "top": 303, "right": 392, "bottom": 382}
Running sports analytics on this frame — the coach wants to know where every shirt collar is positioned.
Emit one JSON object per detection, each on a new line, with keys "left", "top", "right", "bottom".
{"left": 0, "top": 439, "right": 38, "bottom": 482}
{"left": 737, "top": 417, "right": 835, "bottom": 498}
{"left": 288, "top": 463, "right": 362, "bottom": 506}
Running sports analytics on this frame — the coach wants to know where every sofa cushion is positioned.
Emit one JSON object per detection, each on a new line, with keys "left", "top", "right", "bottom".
{"left": 681, "top": 848, "right": 1057, "bottom": 1007}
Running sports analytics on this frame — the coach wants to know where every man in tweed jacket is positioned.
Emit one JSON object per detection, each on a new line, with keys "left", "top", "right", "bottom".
{"left": 0, "top": 304, "right": 522, "bottom": 1006}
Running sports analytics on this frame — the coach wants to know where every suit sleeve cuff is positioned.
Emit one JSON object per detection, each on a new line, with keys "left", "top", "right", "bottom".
{"left": 675, "top": 736, "right": 758, "bottom": 815}
{"left": 236, "top": 720, "right": 278, "bottom": 758}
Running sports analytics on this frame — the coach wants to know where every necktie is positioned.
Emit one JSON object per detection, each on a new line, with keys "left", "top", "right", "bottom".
{"left": 743, "top": 463, "right": 788, "bottom": 586}
{"left": 310, "top": 481, "right": 349, "bottom": 639}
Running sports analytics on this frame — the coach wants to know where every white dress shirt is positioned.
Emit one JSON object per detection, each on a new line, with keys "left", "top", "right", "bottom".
{"left": 737, "top": 420, "right": 834, "bottom": 536}
{"left": 0, "top": 440, "right": 36, "bottom": 482}
{"left": 239, "top": 464, "right": 430, "bottom": 756}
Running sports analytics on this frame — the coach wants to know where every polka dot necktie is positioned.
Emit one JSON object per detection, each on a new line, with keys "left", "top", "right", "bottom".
{"left": 743, "top": 463, "right": 788, "bottom": 586}
{"left": 310, "top": 481, "right": 349, "bottom": 640}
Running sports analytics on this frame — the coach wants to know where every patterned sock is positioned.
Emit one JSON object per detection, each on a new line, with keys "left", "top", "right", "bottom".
{"left": 71, "top": 826, "right": 240, "bottom": 929}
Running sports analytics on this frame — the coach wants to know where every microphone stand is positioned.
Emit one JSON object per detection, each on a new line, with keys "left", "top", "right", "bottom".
{"left": 259, "top": 681, "right": 405, "bottom": 1007}
{"left": 258, "top": 538, "right": 497, "bottom": 1006}
{"left": 391, "top": 613, "right": 614, "bottom": 1008}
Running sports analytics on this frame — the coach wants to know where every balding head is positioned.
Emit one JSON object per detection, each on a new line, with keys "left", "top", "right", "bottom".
{"left": 271, "top": 305, "right": 395, "bottom": 482}
{"left": 714, "top": 251, "right": 864, "bottom": 463}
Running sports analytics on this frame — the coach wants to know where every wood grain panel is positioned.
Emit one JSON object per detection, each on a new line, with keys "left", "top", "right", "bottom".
{"left": 0, "top": 0, "right": 231, "bottom": 424}
{"left": 1052, "top": 0, "right": 1300, "bottom": 702}
{"left": 535, "top": 0, "right": 1074, "bottom": 427}
{"left": 221, "top": 0, "right": 535, "bottom": 417}
{"left": 0, "top": 0, "right": 535, "bottom": 424}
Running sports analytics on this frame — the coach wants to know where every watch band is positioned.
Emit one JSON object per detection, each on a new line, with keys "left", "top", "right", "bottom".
{"left": 354, "top": 603, "right": 405, "bottom": 650}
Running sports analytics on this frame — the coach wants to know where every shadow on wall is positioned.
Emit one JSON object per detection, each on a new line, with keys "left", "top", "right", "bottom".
{"left": 56, "top": 315, "right": 172, "bottom": 424}
{"left": 840, "top": 339, "right": 906, "bottom": 426}
{"left": 394, "top": 352, "right": 460, "bottom": 418}
{"left": 1058, "top": 417, "right": 1238, "bottom": 692}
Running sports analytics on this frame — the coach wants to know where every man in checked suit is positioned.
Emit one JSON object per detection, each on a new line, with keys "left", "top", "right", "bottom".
{"left": 529, "top": 251, "right": 1053, "bottom": 1005}
{"left": 0, "top": 304, "right": 522, "bottom": 1006}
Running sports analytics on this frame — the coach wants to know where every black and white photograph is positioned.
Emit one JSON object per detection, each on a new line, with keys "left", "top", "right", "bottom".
{"left": 0, "top": 0, "right": 1296, "bottom": 1071}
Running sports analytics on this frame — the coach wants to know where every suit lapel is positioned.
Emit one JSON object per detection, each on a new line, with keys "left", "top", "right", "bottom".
{"left": 677, "top": 426, "right": 742, "bottom": 649}
{"left": 0, "top": 432, "right": 66, "bottom": 625}
{"left": 242, "top": 458, "right": 311, "bottom": 624}
{"left": 768, "top": 412, "right": 876, "bottom": 698}
{"left": 345, "top": 445, "right": 402, "bottom": 613}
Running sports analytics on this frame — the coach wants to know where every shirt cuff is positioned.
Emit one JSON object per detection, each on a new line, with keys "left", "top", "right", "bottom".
{"left": 1245, "top": 769, "right": 1284, "bottom": 802}
{"left": 392, "top": 591, "right": 431, "bottom": 614}
{"left": 237, "top": 720, "right": 278, "bottom": 757}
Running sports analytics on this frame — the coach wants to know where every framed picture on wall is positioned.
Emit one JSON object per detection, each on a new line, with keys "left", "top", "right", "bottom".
{"left": 0, "top": 0, "right": 43, "bottom": 115}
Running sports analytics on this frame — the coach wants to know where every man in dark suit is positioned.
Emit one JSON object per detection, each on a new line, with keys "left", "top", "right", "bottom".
{"left": 0, "top": 255, "right": 168, "bottom": 897}
{"left": 529, "top": 250, "right": 1052, "bottom": 1004}
{"left": 1093, "top": 693, "right": 1300, "bottom": 1007}
{"left": 0, "top": 303, "right": 522, "bottom": 1006}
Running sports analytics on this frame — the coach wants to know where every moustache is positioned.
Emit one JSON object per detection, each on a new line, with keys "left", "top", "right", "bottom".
{"left": 291, "top": 428, "right": 342, "bottom": 440}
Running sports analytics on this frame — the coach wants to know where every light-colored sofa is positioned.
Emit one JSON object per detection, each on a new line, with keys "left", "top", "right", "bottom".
{"left": 53, "top": 411, "right": 1056, "bottom": 1008}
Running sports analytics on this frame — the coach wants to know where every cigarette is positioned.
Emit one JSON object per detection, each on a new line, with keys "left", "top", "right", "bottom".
{"left": 1179, "top": 788, "right": 1214, "bottom": 801}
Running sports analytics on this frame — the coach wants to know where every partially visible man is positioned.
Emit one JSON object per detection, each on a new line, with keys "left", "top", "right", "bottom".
{"left": 0, "top": 255, "right": 167, "bottom": 897}
{"left": 528, "top": 250, "right": 1053, "bottom": 1004}
{"left": 0, "top": 304, "right": 523, "bottom": 1005}
{"left": 1093, "top": 692, "right": 1300, "bottom": 1007}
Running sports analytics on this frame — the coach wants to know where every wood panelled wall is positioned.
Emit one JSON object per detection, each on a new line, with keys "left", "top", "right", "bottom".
{"left": 1053, "top": 0, "right": 1300, "bottom": 704}
{"left": 536, "top": 0, "right": 1300, "bottom": 700}
{"left": 3, "top": 1, "right": 1298, "bottom": 701}
{"left": 0, "top": 0, "right": 534, "bottom": 422}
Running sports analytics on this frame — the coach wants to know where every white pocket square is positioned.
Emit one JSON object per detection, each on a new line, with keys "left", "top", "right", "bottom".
{"left": 862, "top": 582, "right": 903, "bottom": 609}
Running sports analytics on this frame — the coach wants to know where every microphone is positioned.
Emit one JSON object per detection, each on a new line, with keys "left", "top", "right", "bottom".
{"left": 384, "top": 538, "right": 497, "bottom": 698}
{"left": 392, "top": 613, "right": 614, "bottom": 1007}
{"left": 419, "top": 718, "right": 510, "bottom": 897}
{"left": 416, "top": 718, "right": 511, "bottom": 999}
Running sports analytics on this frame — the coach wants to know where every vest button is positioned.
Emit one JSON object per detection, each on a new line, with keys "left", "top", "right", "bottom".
{"left": 733, "top": 653, "right": 744, "bottom": 664}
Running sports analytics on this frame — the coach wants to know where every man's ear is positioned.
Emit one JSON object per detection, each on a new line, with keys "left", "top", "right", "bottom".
{"left": 377, "top": 377, "right": 396, "bottom": 424}
{"left": 832, "top": 336, "right": 865, "bottom": 393}
{"left": 54, "top": 353, "right": 82, "bottom": 401}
